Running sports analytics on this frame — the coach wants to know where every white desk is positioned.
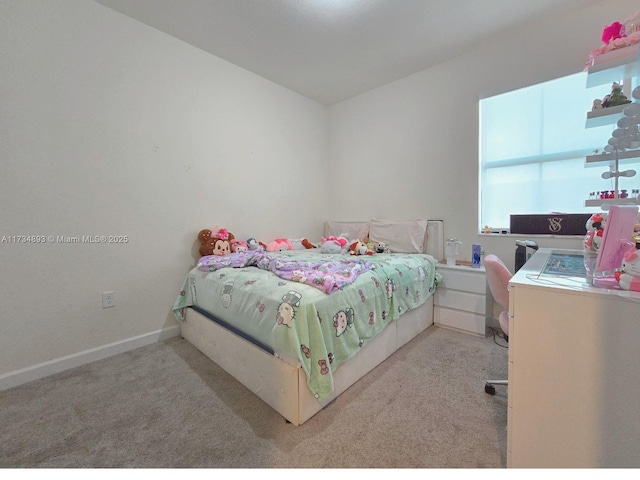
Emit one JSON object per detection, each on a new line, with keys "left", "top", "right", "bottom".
{"left": 507, "top": 248, "right": 640, "bottom": 468}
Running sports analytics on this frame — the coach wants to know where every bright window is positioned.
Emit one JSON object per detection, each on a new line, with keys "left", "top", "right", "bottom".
{"left": 479, "top": 72, "right": 638, "bottom": 231}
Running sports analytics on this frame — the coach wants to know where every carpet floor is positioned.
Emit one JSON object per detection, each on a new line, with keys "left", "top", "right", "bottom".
{"left": 0, "top": 325, "right": 508, "bottom": 468}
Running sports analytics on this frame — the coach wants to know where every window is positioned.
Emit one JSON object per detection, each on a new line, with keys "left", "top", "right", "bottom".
{"left": 479, "top": 72, "right": 638, "bottom": 230}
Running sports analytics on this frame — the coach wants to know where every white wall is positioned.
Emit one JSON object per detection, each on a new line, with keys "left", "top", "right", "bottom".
{"left": 0, "top": 0, "right": 328, "bottom": 384}
{"left": 328, "top": 0, "right": 638, "bottom": 269}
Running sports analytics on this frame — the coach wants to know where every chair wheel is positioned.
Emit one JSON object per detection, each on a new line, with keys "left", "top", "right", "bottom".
{"left": 485, "top": 383, "right": 496, "bottom": 395}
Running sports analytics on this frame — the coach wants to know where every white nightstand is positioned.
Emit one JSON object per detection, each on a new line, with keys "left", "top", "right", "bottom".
{"left": 434, "top": 263, "right": 490, "bottom": 337}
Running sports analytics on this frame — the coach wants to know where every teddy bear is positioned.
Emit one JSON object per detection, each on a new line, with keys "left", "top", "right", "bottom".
{"left": 615, "top": 244, "right": 640, "bottom": 292}
{"left": 197, "top": 227, "right": 235, "bottom": 256}
{"left": 197, "top": 229, "right": 216, "bottom": 256}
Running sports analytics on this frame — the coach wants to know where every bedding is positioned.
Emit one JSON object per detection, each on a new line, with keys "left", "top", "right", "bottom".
{"left": 195, "top": 249, "right": 372, "bottom": 294}
{"left": 173, "top": 249, "right": 440, "bottom": 401}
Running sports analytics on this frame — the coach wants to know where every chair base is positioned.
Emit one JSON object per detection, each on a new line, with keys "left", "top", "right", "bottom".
{"left": 485, "top": 380, "right": 507, "bottom": 395}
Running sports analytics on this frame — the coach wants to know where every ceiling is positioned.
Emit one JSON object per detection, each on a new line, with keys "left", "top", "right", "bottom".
{"left": 95, "top": 0, "right": 599, "bottom": 105}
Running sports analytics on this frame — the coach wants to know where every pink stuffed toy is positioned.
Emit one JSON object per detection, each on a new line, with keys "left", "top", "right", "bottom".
{"left": 320, "top": 235, "right": 348, "bottom": 254}
{"left": 266, "top": 238, "right": 294, "bottom": 252}
{"left": 615, "top": 245, "right": 640, "bottom": 292}
{"left": 230, "top": 239, "right": 248, "bottom": 253}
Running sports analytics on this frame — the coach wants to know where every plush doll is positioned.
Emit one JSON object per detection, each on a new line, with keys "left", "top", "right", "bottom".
{"left": 584, "top": 213, "right": 606, "bottom": 253}
{"left": 289, "top": 238, "right": 317, "bottom": 250}
{"left": 197, "top": 228, "right": 217, "bottom": 257}
{"left": 349, "top": 240, "right": 373, "bottom": 255}
{"left": 230, "top": 239, "right": 248, "bottom": 253}
{"left": 197, "top": 227, "right": 235, "bottom": 256}
{"left": 320, "top": 235, "right": 348, "bottom": 254}
{"left": 615, "top": 245, "right": 640, "bottom": 292}
{"left": 212, "top": 228, "right": 235, "bottom": 256}
{"left": 301, "top": 238, "right": 316, "bottom": 249}
{"left": 266, "top": 238, "right": 294, "bottom": 252}
{"left": 374, "top": 242, "right": 390, "bottom": 254}
{"left": 247, "top": 237, "right": 266, "bottom": 251}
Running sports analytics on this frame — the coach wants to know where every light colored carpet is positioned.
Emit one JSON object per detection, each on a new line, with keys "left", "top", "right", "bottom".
{"left": 0, "top": 325, "right": 508, "bottom": 468}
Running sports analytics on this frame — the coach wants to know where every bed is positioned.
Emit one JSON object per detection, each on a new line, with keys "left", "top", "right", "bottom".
{"left": 172, "top": 219, "right": 444, "bottom": 425}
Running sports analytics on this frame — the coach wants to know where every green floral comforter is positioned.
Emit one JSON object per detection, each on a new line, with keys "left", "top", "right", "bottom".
{"left": 173, "top": 250, "right": 441, "bottom": 401}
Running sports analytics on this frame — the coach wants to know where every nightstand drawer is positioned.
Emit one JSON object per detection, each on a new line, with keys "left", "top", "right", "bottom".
{"left": 436, "top": 266, "right": 486, "bottom": 294}
{"left": 434, "top": 289, "right": 486, "bottom": 315}
{"left": 434, "top": 307, "right": 486, "bottom": 336}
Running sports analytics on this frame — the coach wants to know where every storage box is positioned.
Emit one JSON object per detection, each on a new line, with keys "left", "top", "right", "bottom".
{"left": 509, "top": 214, "right": 590, "bottom": 236}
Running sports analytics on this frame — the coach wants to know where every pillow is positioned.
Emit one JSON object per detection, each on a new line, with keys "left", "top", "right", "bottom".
{"left": 324, "top": 221, "right": 370, "bottom": 242}
{"left": 368, "top": 218, "right": 428, "bottom": 253}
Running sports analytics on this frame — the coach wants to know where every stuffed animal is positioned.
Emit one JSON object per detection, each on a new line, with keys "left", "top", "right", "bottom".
{"left": 230, "top": 239, "right": 248, "bottom": 253}
{"left": 266, "top": 238, "right": 294, "bottom": 252}
{"left": 349, "top": 240, "right": 373, "bottom": 255}
{"left": 374, "top": 242, "right": 390, "bottom": 254}
{"left": 301, "top": 238, "right": 316, "bottom": 249}
{"left": 197, "top": 227, "right": 235, "bottom": 256}
{"left": 320, "top": 235, "right": 348, "bottom": 254}
{"left": 584, "top": 213, "right": 607, "bottom": 253}
{"left": 247, "top": 237, "right": 266, "bottom": 251}
{"left": 197, "top": 229, "right": 216, "bottom": 257}
{"left": 290, "top": 238, "right": 317, "bottom": 250}
{"left": 615, "top": 245, "right": 640, "bottom": 292}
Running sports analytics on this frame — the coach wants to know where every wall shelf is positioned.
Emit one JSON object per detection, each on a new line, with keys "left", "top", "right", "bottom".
{"left": 586, "top": 44, "right": 639, "bottom": 88}
{"left": 585, "top": 149, "right": 640, "bottom": 166}
{"left": 585, "top": 43, "right": 639, "bottom": 211}
{"left": 585, "top": 103, "right": 627, "bottom": 128}
{"left": 584, "top": 198, "right": 639, "bottom": 207}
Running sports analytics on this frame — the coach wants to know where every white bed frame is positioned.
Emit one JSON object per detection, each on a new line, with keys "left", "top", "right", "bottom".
{"left": 181, "top": 297, "right": 433, "bottom": 425}
{"left": 180, "top": 220, "right": 444, "bottom": 425}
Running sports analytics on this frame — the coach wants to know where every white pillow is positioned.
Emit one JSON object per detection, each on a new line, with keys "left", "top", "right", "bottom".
{"left": 368, "top": 218, "right": 428, "bottom": 253}
{"left": 324, "top": 221, "right": 370, "bottom": 242}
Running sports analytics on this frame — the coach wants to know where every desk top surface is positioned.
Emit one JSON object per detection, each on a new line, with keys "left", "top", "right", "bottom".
{"left": 511, "top": 248, "right": 640, "bottom": 300}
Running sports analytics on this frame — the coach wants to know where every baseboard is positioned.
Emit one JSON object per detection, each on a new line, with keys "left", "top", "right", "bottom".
{"left": 0, "top": 325, "right": 181, "bottom": 392}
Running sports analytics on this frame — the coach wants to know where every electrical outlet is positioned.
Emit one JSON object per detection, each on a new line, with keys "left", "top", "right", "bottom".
{"left": 102, "top": 291, "right": 115, "bottom": 309}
